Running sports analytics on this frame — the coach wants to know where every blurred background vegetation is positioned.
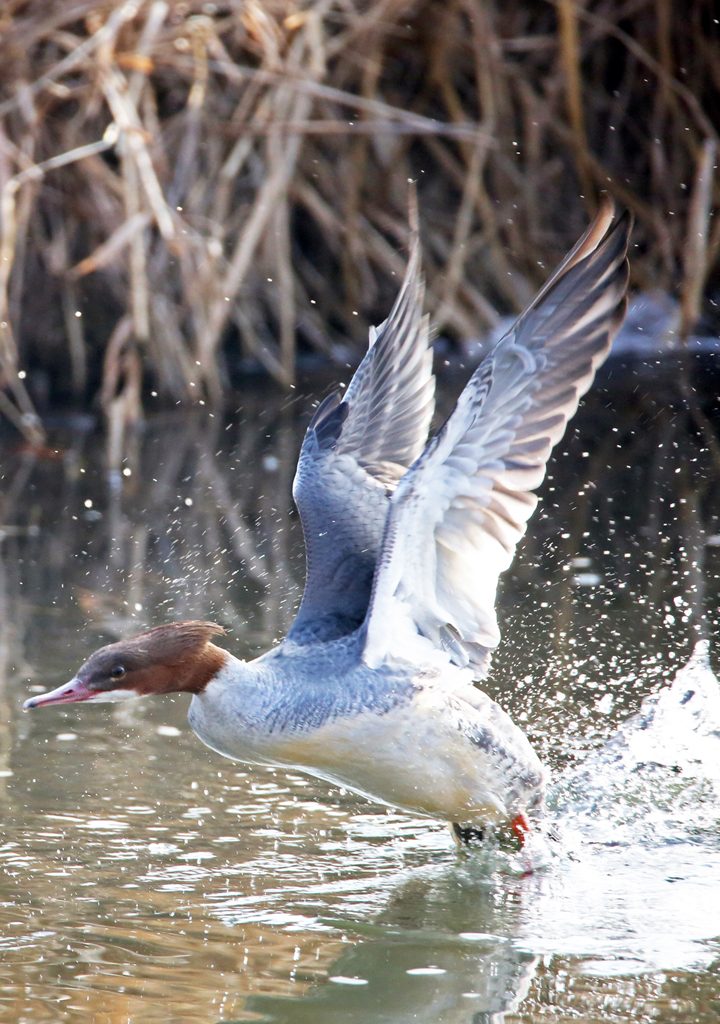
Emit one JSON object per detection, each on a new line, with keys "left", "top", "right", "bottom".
{"left": 0, "top": 0, "right": 717, "bottom": 446}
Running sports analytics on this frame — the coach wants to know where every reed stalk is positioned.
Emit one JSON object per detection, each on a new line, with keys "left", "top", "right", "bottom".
{"left": 0, "top": 0, "right": 715, "bottom": 440}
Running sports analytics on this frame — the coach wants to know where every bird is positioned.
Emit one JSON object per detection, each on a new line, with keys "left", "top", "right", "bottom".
{"left": 24, "top": 198, "right": 631, "bottom": 849}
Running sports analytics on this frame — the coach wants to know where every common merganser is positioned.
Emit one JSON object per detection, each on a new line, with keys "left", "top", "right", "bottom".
{"left": 24, "top": 199, "right": 631, "bottom": 848}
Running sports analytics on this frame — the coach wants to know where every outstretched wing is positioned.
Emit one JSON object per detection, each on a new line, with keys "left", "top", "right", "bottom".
{"left": 289, "top": 235, "right": 436, "bottom": 642}
{"left": 362, "top": 199, "right": 632, "bottom": 674}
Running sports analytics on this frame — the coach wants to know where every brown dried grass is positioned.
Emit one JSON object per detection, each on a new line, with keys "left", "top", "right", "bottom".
{"left": 0, "top": 0, "right": 717, "bottom": 445}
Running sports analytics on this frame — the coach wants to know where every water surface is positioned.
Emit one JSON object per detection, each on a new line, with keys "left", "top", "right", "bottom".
{"left": 1, "top": 363, "right": 720, "bottom": 1022}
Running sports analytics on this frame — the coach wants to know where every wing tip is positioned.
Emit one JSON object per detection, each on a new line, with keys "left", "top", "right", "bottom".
{"left": 568, "top": 198, "right": 632, "bottom": 281}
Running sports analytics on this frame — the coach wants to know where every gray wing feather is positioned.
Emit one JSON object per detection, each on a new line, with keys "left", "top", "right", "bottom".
{"left": 363, "top": 199, "right": 632, "bottom": 674}
{"left": 289, "top": 235, "right": 436, "bottom": 642}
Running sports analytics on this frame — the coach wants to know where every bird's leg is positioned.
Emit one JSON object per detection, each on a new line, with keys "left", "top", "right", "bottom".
{"left": 510, "top": 812, "right": 530, "bottom": 847}
{"left": 450, "top": 822, "right": 485, "bottom": 847}
{"left": 451, "top": 815, "right": 532, "bottom": 851}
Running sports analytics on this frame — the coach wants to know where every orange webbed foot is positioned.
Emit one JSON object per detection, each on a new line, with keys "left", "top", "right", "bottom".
{"left": 510, "top": 813, "right": 530, "bottom": 848}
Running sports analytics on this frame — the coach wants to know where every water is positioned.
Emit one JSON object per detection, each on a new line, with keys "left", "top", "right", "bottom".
{"left": 1, "top": 364, "right": 720, "bottom": 1023}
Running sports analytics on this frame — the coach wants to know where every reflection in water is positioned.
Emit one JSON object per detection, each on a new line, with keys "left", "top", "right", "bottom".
{"left": 1, "top": 361, "right": 720, "bottom": 1022}
{"left": 243, "top": 864, "right": 539, "bottom": 1024}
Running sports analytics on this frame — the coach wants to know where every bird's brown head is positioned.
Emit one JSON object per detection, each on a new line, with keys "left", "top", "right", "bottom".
{"left": 23, "top": 621, "right": 228, "bottom": 710}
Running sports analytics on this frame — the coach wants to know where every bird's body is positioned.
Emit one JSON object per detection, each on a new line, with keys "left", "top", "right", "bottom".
{"left": 25, "top": 198, "right": 631, "bottom": 847}
{"left": 187, "top": 634, "right": 545, "bottom": 827}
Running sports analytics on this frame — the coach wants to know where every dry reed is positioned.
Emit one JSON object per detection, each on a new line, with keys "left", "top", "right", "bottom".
{"left": 0, "top": 0, "right": 717, "bottom": 444}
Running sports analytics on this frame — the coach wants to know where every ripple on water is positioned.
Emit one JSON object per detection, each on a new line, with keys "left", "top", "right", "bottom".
{"left": 4, "top": 404, "right": 720, "bottom": 1021}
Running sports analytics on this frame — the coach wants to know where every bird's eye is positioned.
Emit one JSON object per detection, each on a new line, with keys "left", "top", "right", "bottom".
{"left": 110, "top": 665, "right": 126, "bottom": 681}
